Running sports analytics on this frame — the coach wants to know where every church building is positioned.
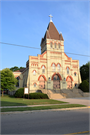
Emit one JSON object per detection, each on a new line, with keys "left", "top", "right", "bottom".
{"left": 13, "top": 16, "right": 81, "bottom": 93}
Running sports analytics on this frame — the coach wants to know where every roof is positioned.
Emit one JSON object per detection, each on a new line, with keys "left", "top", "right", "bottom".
{"left": 41, "top": 22, "right": 64, "bottom": 44}
{"left": 14, "top": 68, "right": 26, "bottom": 72}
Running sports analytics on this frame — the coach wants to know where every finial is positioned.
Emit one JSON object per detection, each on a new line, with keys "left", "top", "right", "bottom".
{"left": 49, "top": 14, "right": 53, "bottom": 22}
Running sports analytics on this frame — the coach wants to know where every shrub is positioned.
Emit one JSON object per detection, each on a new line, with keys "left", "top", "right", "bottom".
{"left": 78, "top": 80, "right": 89, "bottom": 92}
{"left": 29, "top": 93, "right": 49, "bottom": 99}
{"left": 14, "top": 88, "right": 24, "bottom": 98}
{"left": 14, "top": 89, "right": 49, "bottom": 99}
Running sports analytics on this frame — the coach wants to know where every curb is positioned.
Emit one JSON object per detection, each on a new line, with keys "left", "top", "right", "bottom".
{"left": 1, "top": 106, "right": 89, "bottom": 114}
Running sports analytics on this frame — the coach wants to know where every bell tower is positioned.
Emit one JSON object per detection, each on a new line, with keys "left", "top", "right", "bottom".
{"left": 40, "top": 15, "right": 64, "bottom": 54}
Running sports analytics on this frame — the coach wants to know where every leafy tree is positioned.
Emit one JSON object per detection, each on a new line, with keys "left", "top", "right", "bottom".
{"left": 78, "top": 80, "right": 89, "bottom": 92}
{"left": 1, "top": 68, "right": 17, "bottom": 96}
{"left": 10, "top": 66, "right": 25, "bottom": 72}
{"left": 80, "top": 62, "right": 89, "bottom": 82}
{"left": 19, "top": 67, "right": 25, "bottom": 69}
{"left": 10, "top": 66, "right": 19, "bottom": 72}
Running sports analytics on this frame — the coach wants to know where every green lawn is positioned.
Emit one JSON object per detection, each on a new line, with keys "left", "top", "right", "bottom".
{"left": 1, "top": 104, "right": 86, "bottom": 112}
{"left": 1, "top": 95, "right": 67, "bottom": 106}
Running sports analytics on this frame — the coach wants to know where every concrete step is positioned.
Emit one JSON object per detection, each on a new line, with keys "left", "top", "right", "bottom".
{"left": 60, "top": 89, "right": 84, "bottom": 98}
{"left": 40, "top": 88, "right": 88, "bottom": 99}
{"left": 50, "top": 93, "right": 65, "bottom": 99}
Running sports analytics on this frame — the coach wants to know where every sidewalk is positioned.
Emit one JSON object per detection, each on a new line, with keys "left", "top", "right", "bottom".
{"left": 1, "top": 97, "right": 90, "bottom": 114}
{"left": 1, "top": 103, "right": 70, "bottom": 109}
{"left": 56, "top": 97, "right": 90, "bottom": 106}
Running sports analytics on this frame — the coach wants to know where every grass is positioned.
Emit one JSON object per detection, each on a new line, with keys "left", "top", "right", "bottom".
{"left": 1, "top": 95, "right": 67, "bottom": 106}
{"left": 1, "top": 104, "right": 86, "bottom": 112}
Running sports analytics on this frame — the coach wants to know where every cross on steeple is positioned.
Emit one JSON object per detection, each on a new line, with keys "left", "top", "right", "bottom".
{"left": 49, "top": 14, "right": 53, "bottom": 22}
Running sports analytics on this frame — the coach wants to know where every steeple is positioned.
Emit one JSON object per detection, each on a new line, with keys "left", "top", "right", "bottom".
{"left": 41, "top": 21, "right": 64, "bottom": 45}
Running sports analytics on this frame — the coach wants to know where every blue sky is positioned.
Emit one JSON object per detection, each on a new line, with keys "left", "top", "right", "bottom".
{"left": 0, "top": 0, "right": 90, "bottom": 70}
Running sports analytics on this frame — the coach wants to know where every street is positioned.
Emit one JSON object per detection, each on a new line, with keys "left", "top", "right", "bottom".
{"left": 1, "top": 108, "right": 89, "bottom": 134}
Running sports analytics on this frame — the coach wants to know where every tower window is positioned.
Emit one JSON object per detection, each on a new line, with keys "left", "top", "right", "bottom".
{"left": 42, "top": 66, "right": 45, "bottom": 73}
{"left": 58, "top": 43, "right": 60, "bottom": 49}
{"left": 74, "top": 72, "right": 77, "bottom": 76}
{"left": 34, "top": 83, "right": 36, "bottom": 87}
{"left": 57, "top": 64, "right": 60, "bottom": 72}
{"left": 52, "top": 63, "right": 56, "bottom": 72}
{"left": 54, "top": 43, "right": 56, "bottom": 48}
{"left": 16, "top": 77, "right": 19, "bottom": 87}
{"left": 50, "top": 42, "right": 53, "bottom": 48}
{"left": 33, "top": 70, "right": 36, "bottom": 75}
{"left": 67, "top": 67, "right": 69, "bottom": 74}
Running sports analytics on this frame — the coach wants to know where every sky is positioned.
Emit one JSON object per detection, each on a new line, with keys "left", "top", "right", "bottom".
{"left": 0, "top": 0, "right": 90, "bottom": 70}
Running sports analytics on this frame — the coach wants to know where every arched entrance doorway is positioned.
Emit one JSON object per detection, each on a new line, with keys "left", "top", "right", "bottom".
{"left": 66, "top": 76, "right": 73, "bottom": 89}
{"left": 39, "top": 76, "right": 45, "bottom": 89}
{"left": 53, "top": 74, "right": 60, "bottom": 89}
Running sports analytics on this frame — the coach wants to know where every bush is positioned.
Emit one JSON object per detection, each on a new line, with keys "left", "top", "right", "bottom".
{"left": 14, "top": 88, "right": 24, "bottom": 98}
{"left": 14, "top": 89, "right": 49, "bottom": 99}
{"left": 78, "top": 80, "right": 89, "bottom": 92}
{"left": 28, "top": 93, "right": 49, "bottom": 99}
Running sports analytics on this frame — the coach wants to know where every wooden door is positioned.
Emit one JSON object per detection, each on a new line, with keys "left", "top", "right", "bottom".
{"left": 67, "top": 77, "right": 72, "bottom": 89}
{"left": 53, "top": 74, "right": 60, "bottom": 89}
{"left": 39, "top": 76, "right": 45, "bottom": 89}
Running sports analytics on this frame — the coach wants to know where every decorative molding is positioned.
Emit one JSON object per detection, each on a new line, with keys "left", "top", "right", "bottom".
{"left": 41, "top": 65, "right": 46, "bottom": 68}
{"left": 40, "top": 61, "right": 47, "bottom": 63}
{"left": 51, "top": 72, "right": 62, "bottom": 80}
{"left": 31, "top": 57, "right": 38, "bottom": 60}
{"left": 65, "top": 63, "right": 71, "bottom": 65}
{"left": 72, "top": 60, "right": 78, "bottom": 62}
{"left": 66, "top": 76, "right": 73, "bottom": 81}
{"left": 33, "top": 82, "right": 37, "bottom": 85}
{"left": 64, "top": 53, "right": 71, "bottom": 60}
{"left": 38, "top": 75, "right": 47, "bottom": 81}
{"left": 57, "top": 63, "right": 62, "bottom": 67}
{"left": 40, "top": 51, "right": 47, "bottom": 57}
{"left": 51, "top": 63, "right": 57, "bottom": 66}
{"left": 74, "top": 72, "right": 77, "bottom": 74}
{"left": 65, "top": 60, "right": 71, "bottom": 62}
{"left": 32, "top": 70, "right": 37, "bottom": 73}
{"left": 50, "top": 51, "right": 62, "bottom": 54}
{"left": 66, "top": 66, "right": 70, "bottom": 70}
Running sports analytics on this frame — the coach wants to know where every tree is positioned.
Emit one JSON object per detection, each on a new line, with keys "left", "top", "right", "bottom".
{"left": 78, "top": 80, "right": 89, "bottom": 92}
{"left": 10, "top": 66, "right": 25, "bottom": 72}
{"left": 80, "top": 62, "right": 89, "bottom": 82}
{"left": 10, "top": 66, "right": 19, "bottom": 72}
{"left": 1, "top": 68, "right": 17, "bottom": 96}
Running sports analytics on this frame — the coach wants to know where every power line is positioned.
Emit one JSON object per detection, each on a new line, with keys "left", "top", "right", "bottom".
{"left": 0, "top": 41, "right": 90, "bottom": 57}
{"left": 0, "top": 42, "right": 40, "bottom": 50}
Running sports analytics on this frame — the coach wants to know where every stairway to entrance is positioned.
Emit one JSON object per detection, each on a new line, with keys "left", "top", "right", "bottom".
{"left": 39, "top": 89, "right": 89, "bottom": 99}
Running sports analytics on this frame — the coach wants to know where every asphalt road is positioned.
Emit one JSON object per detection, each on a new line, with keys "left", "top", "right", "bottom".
{"left": 1, "top": 108, "right": 89, "bottom": 134}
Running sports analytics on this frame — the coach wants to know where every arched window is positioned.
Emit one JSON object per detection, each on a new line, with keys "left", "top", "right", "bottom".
{"left": 75, "top": 83, "right": 77, "bottom": 87}
{"left": 33, "top": 70, "right": 36, "bottom": 75}
{"left": 50, "top": 42, "right": 53, "bottom": 48}
{"left": 74, "top": 72, "right": 77, "bottom": 76}
{"left": 34, "top": 83, "right": 36, "bottom": 87}
{"left": 58, "top": 43, "right": 60, "bottom": 49}
{"left": 54, "top": 43, "right": 56, "bottom": 48}
{"left": 16, "top": 77, "right": 19, "bottom": 87}
{"left": 67, "top": 67, "right": 69, "bottom": 74}
{"left": 57, "top": 64, "right": 60, "bottom": 72}
{"left": 42, "top": 66, "right": 45, "bottom": 73}
{"left": 52, "top": 63, "right": 56, "bottom": 72}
